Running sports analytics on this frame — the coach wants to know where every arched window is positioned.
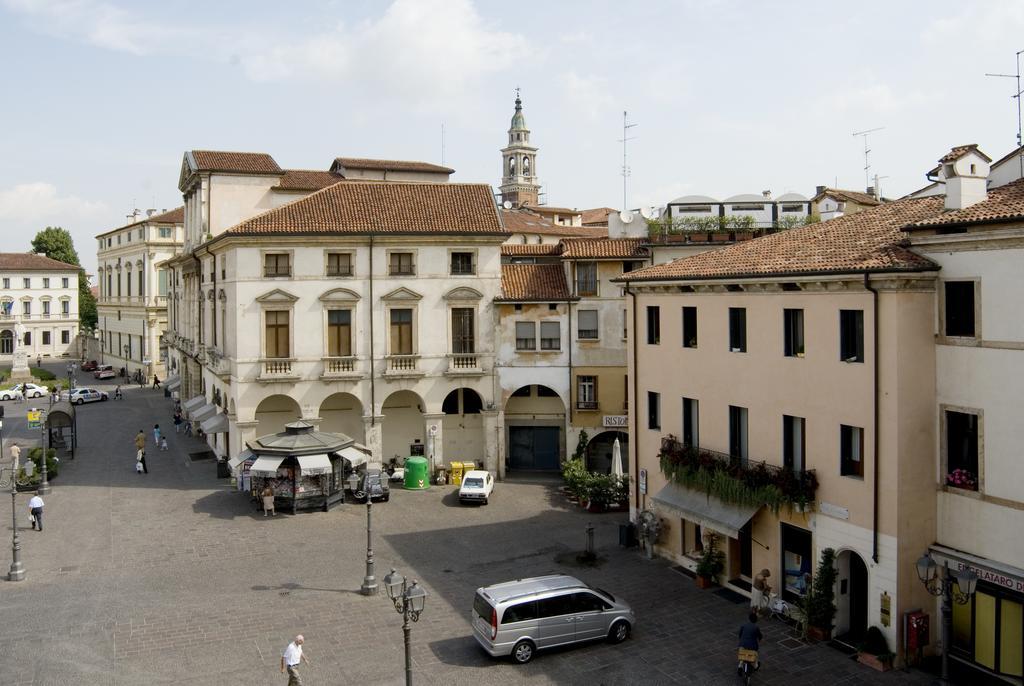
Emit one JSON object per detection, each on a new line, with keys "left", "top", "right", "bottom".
{"left": 523, "top": 156, "right": 530, "bottom": 174}
{"left": 509, "top": 157, "right": 516, "bottom": 175}
{"left": 0, "top": 330, "right": 12, "bottom": 355}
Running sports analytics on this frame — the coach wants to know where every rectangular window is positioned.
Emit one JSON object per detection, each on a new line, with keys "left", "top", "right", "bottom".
{"left": 450, "top": 252, "right": 474, "bottom": 275}
{"left": 577, "top": 375, "right": 598, "bottom": 410}
{"left": 61, "top": 330, "right": 70, "bottom": 344}
{"left": 682, "top": 306, "right": 697, "bottom": 348}
{"left": 646, "top": 306, "right": 660, "bottom": 344}
{"left": 264, "top": 310, "right": 290, "bottom": 358}
{"left": 2, "top": 278, "right": 8, "bottom": 289}
{"left": 42, "top": 278, "right": 50, "bottom": 288}
{"left": 62, "top": 277, "right": 69, "bottom": 288}
{"left": 22, "top": 301, "right": 30, "bottom": 315}
{"left": 327, "top": 309, "right": 352, "bottom": 357}
{"left": 42, "top": 331, "right": 50, "bottom": 345}
{"left": 327, "top": 252, "right": 353, "bottom": 277}
{"left": 263, "top": 253, "right": 291, "bottom": 277}
{"left": 648, "top": 391, "right": 661, "bottom": 430}
{"left": 622, "top": 260, "right": 643, "bottom": 274}
{"left": 729, "top": 406, "right": 748, "bottom": 463}
{"left": 42, "top": 301, "right": 50, "bottom": 316}
{"left": 840, "top": 310, "right": 864, "bottom": 362}
{"left": 945, "top": 410, "right": 979, "bottom": 490}
{"left": 451, "top": 308, "right": 475, "bottom": 353}
{"left": 515, "top": 321, "right": 536, "bottom": 351}
{"left": 577, "top": 309, "right": 598, "bottom": 339}
{"left": 159, "top": 227, "right": 172, "bottom": 238}
{"left": 783, "top": 415, "right": 805, "bottom": 472}
{"left": 944, "top": 281, "right": 976, "bottom": 337}
{"left": 682, "top": 397, "right": 699, "bottom": 448}
{"left": 389, "top": 252, "right": 414, "bottom": 276}
{"left": 840, "top": 424, "right": 864, "bottom": 477}
{"left": 729, "top": 308, "right": 747, "bottom": 352}
{"left": 576, "top": 262, "right": 598, "bottom": 296}
{"left": 23, "top": 278, "right": 30, "bottom": 289}
{"left": 389, "top": 309, "right": 413, "bottom": 354}
{"left": 784, "top": 308, "right": 804, "bottom": 357}
{"left": 158, "top": 270, "right": 168, "bottom": 296}
{"left": 138, "top": 270, "right": 143, "bottom": 297}
{"left": 540, "top": 321, "right": 560, "bottom": 350}
{"left": 62, "top": 301, "right": 69, "bottom": 314}
{"left": 622, "top": 309, "right": 628, "bottom": 339}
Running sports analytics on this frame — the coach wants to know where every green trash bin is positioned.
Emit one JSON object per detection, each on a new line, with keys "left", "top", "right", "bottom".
{"left": 404, "top": 456, "right": 430, "bottom": 490}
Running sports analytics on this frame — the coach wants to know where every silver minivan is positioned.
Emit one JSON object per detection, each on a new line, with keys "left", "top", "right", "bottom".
{"left": 472, "top": 574, "right": 635, "bottom": 664}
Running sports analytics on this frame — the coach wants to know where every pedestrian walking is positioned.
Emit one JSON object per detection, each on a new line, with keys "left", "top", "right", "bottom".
{"left": 27, "top": 494, "right": 44, "bottom": 531}
{"left": 173, "top": 411, "right": 183, "bottom": 433}
{"left": 36, "top": 355, "right": 41, "bottom": 367}
{"left": 280, "top": 635, "right": 309, "bottom": 685}
{"left": 152, "top": 375, "right": 161, "bottom": 389}
{"left": 262, "top": 484, "right": 276, "bottom": 516}
{"left": 153, "top": 424, "right": 161, "bottom": 444}
{"left": 136, "top": 450, "right": 146, "bottom": 474}
{"left": 134, "top": 429, "right": 146, "bottom": 453}
{"left": 11, "top": 443, "right": 21, "bottom": 467}
{"left": 160, "top": 436, "right": 168, "bottom": 452}
{"left": 183, "top": 420, "right": 193, "bottom": 437}
{"left": 114, "top": 385, "right": 122, "bottom": 400}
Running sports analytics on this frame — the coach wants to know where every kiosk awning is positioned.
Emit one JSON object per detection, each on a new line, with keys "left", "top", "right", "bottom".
{"left": 297, "top": 454, "right": 332, "bottom": 475}
{"left": 339, "top": 446, "right": 368, "bottom": 468}
{"left": 200, "top": 413, "right": 228, "bottom": 434}
{"left": 182, "top": 395, "right": 206, "bottom": 412}
{"left": 165, "top": 375, "right": 181, "bottom": 391}
{"left": 250, "top": 456, "right": 285, "bottom": 476}
{"left": 228, "top": 449, "right": 254, "bottom": 471}
{"left": 191, "top": 403, "right": 217, "bottom": 422}
{"left": 651, "top": 482, "right": 761, "bottom": 539}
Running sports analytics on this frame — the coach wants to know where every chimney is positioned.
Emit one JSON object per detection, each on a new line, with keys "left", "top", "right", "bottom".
{"left": 146, "top": 208, "right": 157, "bottom": 217}
{"left": 815, "top": 185, "right": 826, "bottom": 196}
{"left": 761, "top": 190, "right": 771, "bottom": 199}
{"left": 942, "top": 145, "right": 991, "bottom": 210}
{"left": 865, "top": 186, "right": 875, "bottom": 198}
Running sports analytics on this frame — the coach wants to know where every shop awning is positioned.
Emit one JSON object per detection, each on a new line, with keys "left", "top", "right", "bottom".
{"left": 228, "top": 449, "right": 254, "bottom": 471}
{"left": 339, "top": 446, "right": 369, "bottom": 468}
{"left": 250, "top": 456, "right": 285, "bottom": 476}
{"left": 165, "top": 375, "right": 180, "bottom": 391}
{"left": 651, "top": 482, "right": 761, "bottom": 539}
{"left": 191, "top": 403, "right": 217, "bottom": 422}
{"left": 200, "top": 413, "right": 229, "bottom": 434}
{"left": 182, "top": 395, "right": 206, "bottom": 412}
{"left": 296, "top": 453, "right": 332, "bottom": 475}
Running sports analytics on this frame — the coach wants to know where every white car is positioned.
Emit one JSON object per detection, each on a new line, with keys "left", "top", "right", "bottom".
{"left": 459, "top": 470, "right": 494, "bottom": 505}
{"left": 0, "top": 383, "right": 47, "bottom": 400}
{"left": 64, "top": 387, "right": 109, "bottom": 405}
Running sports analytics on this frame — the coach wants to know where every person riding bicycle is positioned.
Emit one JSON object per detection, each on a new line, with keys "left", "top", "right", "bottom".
{"left": 738, "top": 612, "right": 763, "bottom": 673}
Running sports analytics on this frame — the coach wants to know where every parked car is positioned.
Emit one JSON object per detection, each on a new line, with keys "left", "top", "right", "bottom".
{"left": 473, "top": 575, "right": 634, "bottom": 664}
{"left": 0, "top": 383, "right": 48, "bottom": 400}
{"left": 459, "top": 470, "right": 494, "bottom": 504}
{"left": 353, "top": 466, "right": 390, "bottom": 502}
{"left": 63, "top": 388, "right": 108, "bottom": 405}
{"left": 80, "top": 360, "right": 98, "bottom": 372}
{"left": 94, "top": 365, "right": 116, "bottom": 379}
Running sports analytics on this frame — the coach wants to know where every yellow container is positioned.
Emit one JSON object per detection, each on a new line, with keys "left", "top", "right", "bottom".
{"left": 449, "top": 461, "right": 465, "bottom": 486}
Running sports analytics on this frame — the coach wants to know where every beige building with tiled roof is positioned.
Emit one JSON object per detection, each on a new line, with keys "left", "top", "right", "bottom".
{"left": 0, "top": 253, "right": 81, "bottom": 364}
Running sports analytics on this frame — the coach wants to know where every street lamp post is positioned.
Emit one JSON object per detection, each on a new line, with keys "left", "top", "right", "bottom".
{"left": 3, "top": 408, "right": 24, "bottom": 581}
{"left": 916, "top": 551, "right": 978, "bottom": 684}
{"left": 66, "top": 361, "right": 74, "bottom": 391}
{"left": 360, "top": 498, "right": 378, "bottom": 595}
{"left": 384, "top": 568, "right": 428, "bottom": 686}
{"left": 35, "top": 408, "right": 49, "bottom": 496}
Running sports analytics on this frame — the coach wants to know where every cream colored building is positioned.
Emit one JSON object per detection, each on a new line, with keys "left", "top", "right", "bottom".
{"left": 95, "top": 208, "right": 183, "bottom": 377}
{"left": 0, "top": 253, "right": 80, "bottom": 362}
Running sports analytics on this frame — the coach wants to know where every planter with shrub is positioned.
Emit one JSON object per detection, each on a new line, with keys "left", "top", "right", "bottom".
{"left": 857, "top": 626, "right": 895, "bottom": 671}
{"left": 802, "top": 547, "right": 837, "bottom": 641}
{"left": 695, "top": 533, "right": 725, "bottom": 588}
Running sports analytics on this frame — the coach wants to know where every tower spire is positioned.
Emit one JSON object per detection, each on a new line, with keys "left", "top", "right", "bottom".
{"left": 499, "top": 89, "right": 540, "bottom": 208}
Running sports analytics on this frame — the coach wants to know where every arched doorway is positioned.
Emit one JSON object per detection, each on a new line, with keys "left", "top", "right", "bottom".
{"left": 504, "top": 384, "right": 566, "bottom": 472}
{"left": 0, "top": 330, "right": 12, "bottom": 355}
{"left": 835, "top": 549, "right": 869, "bottom": 643}
{"left": 254, "top": 395, "right": 301, "bottom": 437}
{"left": 585, "top": 431, "right": 629, "bottom": 474}
{"left": 319, "top": 393, "right": 365, "bottom": 444}
{"left": 442, "top": 388, "right": 484, "bottom": 463}
{"left": 381, "top": 391, "right": 424, "bottom": 464}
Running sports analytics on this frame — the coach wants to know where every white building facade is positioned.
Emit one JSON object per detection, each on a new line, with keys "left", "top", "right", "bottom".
{"left": 0, "top": 253, "right": 80, "bottom": 362}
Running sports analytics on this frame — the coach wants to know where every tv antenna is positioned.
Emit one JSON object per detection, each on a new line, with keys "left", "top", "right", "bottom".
{"left": 441, "top": 123, "right": 446, "bottom": 167}
{"left": 852, "top": 127, "right": 885, "bottom": 192}
{"left": 619, "top": 111, "right": 638, "bottom": 210}
{"left": 985, "top": 48, "right": 1024, "bottom": 179}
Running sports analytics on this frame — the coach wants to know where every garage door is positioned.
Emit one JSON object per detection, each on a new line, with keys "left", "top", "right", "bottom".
{"left": 508, "top": 426, "right": 561, "bottom": 471}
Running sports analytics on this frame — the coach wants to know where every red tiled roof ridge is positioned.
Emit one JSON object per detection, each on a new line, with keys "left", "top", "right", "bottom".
{"left": 498, "top": 263, "right": 571, "bottom": 301}
{"left": 99, "top": 207, "right": 185, "bottom": 236}
{"left": 0, "top": 253, "right": 80, "bottom": 271}
{"left": 333, "top": 157, "right": 455, "bottom": 174}
{"left": 905, "top": 176, "right": 1024, "bottom": 228}
{"left": 189, "top": 150, "right": 282, "bottom": 175}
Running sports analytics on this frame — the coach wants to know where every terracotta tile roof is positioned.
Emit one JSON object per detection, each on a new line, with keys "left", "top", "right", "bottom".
{"left": 523, "top": 204, "right": 580, "bottom": 215}
{"left": 501, "top": 244, "right": 563, "bottom": 256}
{"left": 498, "top": 264, "right": 570, "bottom": 301}
{"left": 274, "top": 169, "right": 344, "bottom": 191}
{"left": 581, "top": 207, "right": 616, "bottom": 225}
{"left": 938, "top": 143, "right": 991, "bottom": 164}
{"left": 560, "top": 238, "right": 648, "bottom": 259}
{"left": 223, "top": 182, "right": 504, "bottom": 236}
{"left": 0, "top": 253, "right": 80, "bottom": 271}
{"left": 97, "top": 207, "right": 185, "bottom": 238}
{"left": 618, "top": 196, "right": 945, "bottom": 282}
{"left": 332, "top": 157, "right": 454, "bottom": 174}
{"left": 811, "top": 188, "right": 882, "bottom": 206}
{"left": 500, "top": 209, "right": 607, "bottom": 238}
{"left": 189, "top": 150, "right": 282, "bottom": 175}
{"left": 906, "top": 177, "right": 1024, "bottom": 229}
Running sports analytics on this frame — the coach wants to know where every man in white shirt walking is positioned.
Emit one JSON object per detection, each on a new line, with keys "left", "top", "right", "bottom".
{"left": 27, "top": 494, "right": 44, "bottom": 531}
{"left": 281, "top": 634, "right": 309, "bottom": 685}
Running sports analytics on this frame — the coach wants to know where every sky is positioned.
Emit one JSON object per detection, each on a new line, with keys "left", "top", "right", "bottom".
{"left": 1, "top": 0, "right": 1023, "bottom": 277}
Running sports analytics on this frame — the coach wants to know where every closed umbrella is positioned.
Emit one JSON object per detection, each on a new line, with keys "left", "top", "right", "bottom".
{"left": 611, "top": 438, "right": 624, "bottom": 477}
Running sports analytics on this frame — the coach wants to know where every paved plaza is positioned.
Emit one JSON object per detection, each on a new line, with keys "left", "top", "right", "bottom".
{"left": 0, "top": 376, "right": 935, "bottom": 685}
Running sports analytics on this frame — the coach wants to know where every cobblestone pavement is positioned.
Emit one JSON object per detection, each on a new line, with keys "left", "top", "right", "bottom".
{"left": 0, "top": 381, "right": 934, "bottom": 685}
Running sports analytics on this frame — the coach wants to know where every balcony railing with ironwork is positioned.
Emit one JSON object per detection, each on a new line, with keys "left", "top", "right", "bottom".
{"left": 658, "top": 435, "right": 818, "bottom": 511}
{"left": 576, "top": 400, "right": 599, "bottom": 410}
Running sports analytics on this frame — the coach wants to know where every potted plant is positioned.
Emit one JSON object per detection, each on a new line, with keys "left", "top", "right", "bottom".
{"left": 803, "top": 547, "right": 837, "bottom": 641}
{"left": 730, "top": 215, "right": 758, "bottom": 241}
{"left": 695, "top": 533, "right": 725, "bottom": 588}
{"left": 857, "top": 626, "right": 895, "bottom": 672}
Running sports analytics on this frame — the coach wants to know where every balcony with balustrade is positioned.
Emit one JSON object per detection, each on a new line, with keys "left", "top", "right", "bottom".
{"left": 445, "top": 353, "right": 484, "bottom": 376}
{"left": 383, "top": 354, "right": 422, "bottom": 378}
{"left": 258, "top": 358, "right": 299, "bottom": 382}
{"left": 320, "top": 356, "right": 361, "bottom": 380}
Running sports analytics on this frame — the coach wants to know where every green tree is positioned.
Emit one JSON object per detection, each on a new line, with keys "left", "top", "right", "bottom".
{"left": 30, "top": 226, "right": 97, "bottom": 330}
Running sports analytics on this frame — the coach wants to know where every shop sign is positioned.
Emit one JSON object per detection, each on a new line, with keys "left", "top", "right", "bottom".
{"left": 602, "top": 415, "right": 628, "bottom": 428}
{"left": 818, "top": 501, "right": 849, "bottom": 520}
{"left": 880, "top": 591, "right": 891, "bottom": 627}
{"left": 932, "top": 548, "right": 1024, "bottom": 593}
{"left": 26, "top": 409, "right": 42, "bottom": 429}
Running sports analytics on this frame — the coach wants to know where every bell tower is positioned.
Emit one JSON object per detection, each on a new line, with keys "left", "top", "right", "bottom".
{"left": 500, "top": 90, "right": 540, "bottom": 207}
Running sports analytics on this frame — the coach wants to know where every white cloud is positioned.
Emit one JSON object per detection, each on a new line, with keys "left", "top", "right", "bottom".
{"left": 0, "top": 182, "right": 106, "bottom": 223}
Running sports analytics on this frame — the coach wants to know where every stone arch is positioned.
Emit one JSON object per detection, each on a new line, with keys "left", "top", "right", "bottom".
{"left": 319, "top": 392, "right": 365, "bottom": 444}
{"left": 441, "top": 388, "right": 484, "bottom": 464}
{"left": 381, "top": 390, "right": 425, "bottom": 463}
{"left": 504, "top": 384, "right": 566, "bottom": 472}
{"left": 254, "top": 394, "right": 301, "bottom": 437}
{"left": 0, "top": 330, "right": 12, "bottom": 355}
{"left": 835, "top": 549, "right": 869, "bottom": 643}
{"left": 584, "top": 430, "right": 629, "bottom": 475}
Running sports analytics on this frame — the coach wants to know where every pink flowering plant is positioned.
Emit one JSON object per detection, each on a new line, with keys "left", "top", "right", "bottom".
{"left": 945, "top": 468, "right": 977, "bottom": 491}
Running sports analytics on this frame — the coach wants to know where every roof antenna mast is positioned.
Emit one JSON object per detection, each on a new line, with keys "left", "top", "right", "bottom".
{"left": 441, "top": 122, "right": 446, "bottom": 167}
{"left": 619, "top": 111, "right": 637, "bottom": 210}
{"left": 985, "top": 48, "right": 1024, "bottom": 179}
{"left": 852, "top": 127, "right": 885, "bottom": 193}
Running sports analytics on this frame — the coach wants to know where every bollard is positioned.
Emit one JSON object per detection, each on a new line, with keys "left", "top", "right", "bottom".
{"left": 585, "top": 523, "right": 595, "bottom": 557}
